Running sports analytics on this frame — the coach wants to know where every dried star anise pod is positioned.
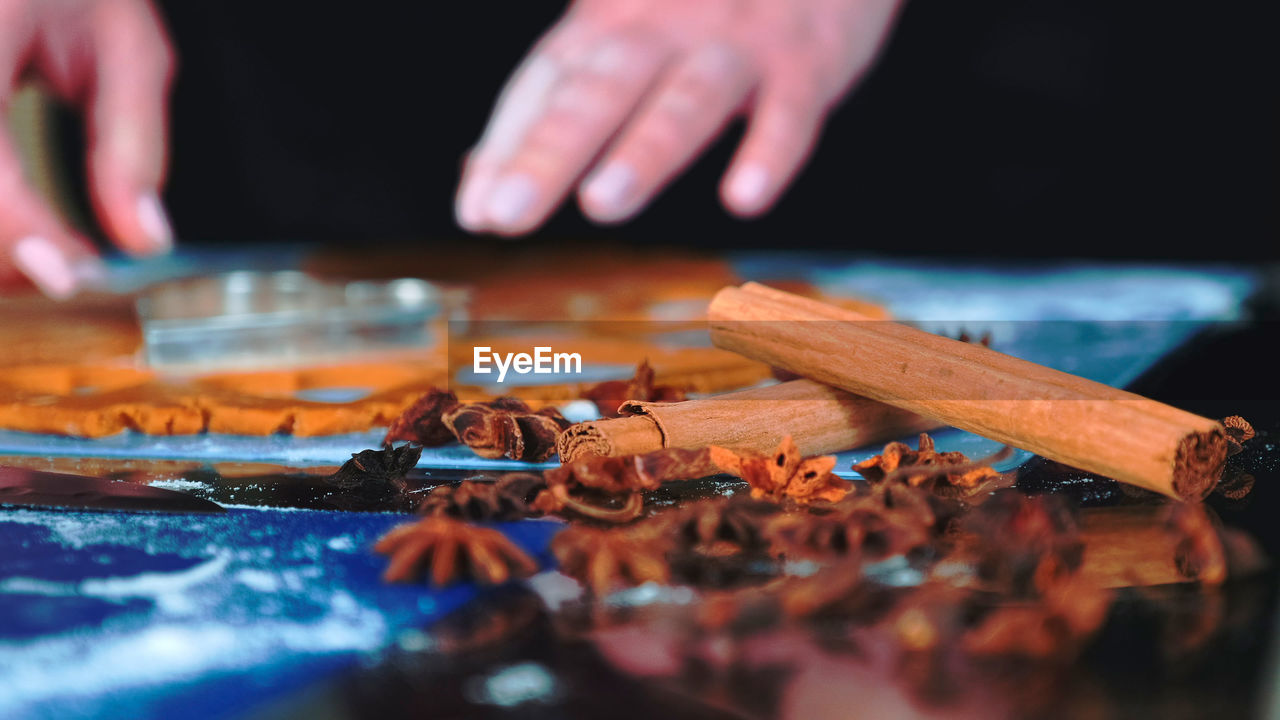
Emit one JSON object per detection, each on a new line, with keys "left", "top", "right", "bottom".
{"left": 1221, "top": 415, "right": 1255, "bottom": 456}
{"left": 583, "top": 359, "right": 686, "bottom": 418}
{"left": 383, "top": 388, "right": 460, "bottom": 446}
{"left": 710, "top": 436, "right": 851, "bottom": 504}
{"left": 416, "top": 473, "right": 547, "bottom": 522}
{"left": 375, "top": 516, "right": 538, "bottom": 586}
{"left": 551, "top": 524, "right": 672, "bottom": 596}
{"left": 533, "top": 447, "right": 715, "bottom": 522}
{"left": 443, "top": 396, "right": 572, "bottom": 462}
{"left": 326, "top": 444, "right": 422, "bottom": 489}
{"left": 852, "top": 434, "right": 1009, "bottom": 496}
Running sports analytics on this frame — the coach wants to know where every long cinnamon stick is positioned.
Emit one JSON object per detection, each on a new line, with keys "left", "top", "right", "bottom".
{"left": 558, "top": 379, "right": 938, "bottom": 462}
{"left": 707, "top": 283, "right": 1228, "bottom": 500}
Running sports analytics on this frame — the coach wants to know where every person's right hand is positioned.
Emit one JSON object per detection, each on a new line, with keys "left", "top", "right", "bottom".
{"left": 1, "top": 0, "right": 174, "bottom": 298}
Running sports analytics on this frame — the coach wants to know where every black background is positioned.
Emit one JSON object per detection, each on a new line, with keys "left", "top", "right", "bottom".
{"left": 140, "top": 0, "right": 1275, "bottom": 260}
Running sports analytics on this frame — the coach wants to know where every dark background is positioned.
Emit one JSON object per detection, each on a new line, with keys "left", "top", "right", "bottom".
{"left": 127, "top": 0, "right": 1276, "bottom": 260}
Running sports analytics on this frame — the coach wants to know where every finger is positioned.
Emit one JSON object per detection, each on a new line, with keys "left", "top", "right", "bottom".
{"left": 578, "top": 44, "right": 752, "bottom": 224}
{"left": 455, "top": 20, "right": 592, "bottom": 230}
{"left": 720, "top": 76, "right": 827, "bottom": 218}
{"left": 0, "top": 124, "right": 103, "bottom": 298}
{"left": 85, "top": 0, "right": 176, "bottom": 256}
{"left": 460, "top": 36, "right": 671, "bottom": 236}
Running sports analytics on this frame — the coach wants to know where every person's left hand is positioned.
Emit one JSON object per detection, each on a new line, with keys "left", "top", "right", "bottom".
{"left": 455, "top": 0, "right": 904, "bottom": 236}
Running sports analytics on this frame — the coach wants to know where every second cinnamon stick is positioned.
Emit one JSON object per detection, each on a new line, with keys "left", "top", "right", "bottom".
{"left": 558, "top": 379, "right": 938, "bottom": 462}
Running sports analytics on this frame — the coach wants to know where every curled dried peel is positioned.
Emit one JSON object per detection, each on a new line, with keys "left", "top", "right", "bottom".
{"left": 443, "top": 397, "right": 571, "bottom": 462}
{"left": 382, "top": 388, "right": 460, "bottom": 447}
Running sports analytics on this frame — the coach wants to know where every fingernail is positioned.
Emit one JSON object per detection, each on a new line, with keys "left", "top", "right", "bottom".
{"left": 136, "top": 192, "right": 174, "bottom": 252}
{"left": 456, "top": 162, "right": 493, "bottom": 231}
{"left": 583, "top": 164, "right": 636, "bottom": 216}
{"left": 12, "top": 236, "right": 77, "bottom": 300}
{"left": 485, "top": 174, "right": 538, "bottom": 228}
{"left": 727, "top": 164, "right": 770, "bottom": 210}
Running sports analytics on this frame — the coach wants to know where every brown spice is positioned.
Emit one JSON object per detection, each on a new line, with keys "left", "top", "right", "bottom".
{"left": 416, "top": 473, "right": 547, "bottom": 522}
{"left": 852, "top": 433, "right": 1008, "bottom": 496}
{"left": 551, "top": 524, "right": 672, "bottom": 596}
{"left": 325, "top": 444, "right": 422, "bottom": 489}
{"left": 444, "top": 397, "right": 572, "bottom": 462}
{"left": 534, "top": 446, "right": 715, "bottom": 521}
{"left": 709, "top": 282, "right": 1228, "bottom": 500}
{"left": 710, "top": 436, "right": 851, "bottom": 504}
{"left": 375, "top": 516, "right": 538, "bottom": 586}
{"left": 382, "top": 388, "right": 460, "bottom": 447}
{"left": 583, "top": 359, "right": 686, "bottom": 418}
{"left": 1222, "top": 415, "right": 1255, "bottom": 456}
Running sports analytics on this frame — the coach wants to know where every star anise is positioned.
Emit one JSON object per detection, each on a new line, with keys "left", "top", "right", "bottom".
{"left": 375, "top": 516, "right": 539, "bottom": 586}
{"left": 382, "top": 388, "right": 460, "bottom": 446}
{"left": 852, "top": 434, "right": 1009, "bottom": 497}
{"left": 551, "top": 524, "right": 672, "bottom": 596}
{"left": 416, "top": 473, "right": 547, "bottom": 521}
{"left": 583, "top": 359, "right": 686, "bottom": 418}
{"left": 443, "top": 397, "right": 572, "bottom": 462}
{"left": 709, "top": 436, "right": 851, "bottom": 504}
{"left": 325, "top": 444, "right": 422, "bottom": 489}
{"left": 533, "top": 447, "right": 714, "bottom": 521}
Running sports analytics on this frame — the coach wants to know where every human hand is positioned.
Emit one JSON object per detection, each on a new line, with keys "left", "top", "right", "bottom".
{"left": 0, "top": 0, "right": 174, "bottom": 298}
{"left": 455, "top": 0, "right": 903, "bottom": 236}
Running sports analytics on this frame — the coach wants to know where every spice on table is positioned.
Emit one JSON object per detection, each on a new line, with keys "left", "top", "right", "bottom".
{"left": 851, "top": 433, "right": 1012, "bottom": 498}
{"left": 382, "top": 387, "right": 460, "bottom": 447}
{"left": 1221, "top": 415, "right": 1255, "bottom": 456}
{"left": 710, "top": 435, "right": 851, "bottom": 504}
{"left": 444, "top": 396, "right": 572, "bottom": 462}
{"left": 533, "top": 446, "right": 716, "bottom": 521}
{"left": 416, "top": 473, "right": 547, "bottom": 522}
{"left": 559, "top": 379, "right": 937, "bottom": 463}
{"left": 375, "top": 515, "right": 538, "bottom": 586}
{"left": 582, "top": 359, "right": 686, "bottom": 418}
{"left": 325, "top": 444, "right": 422, "bottom": 489}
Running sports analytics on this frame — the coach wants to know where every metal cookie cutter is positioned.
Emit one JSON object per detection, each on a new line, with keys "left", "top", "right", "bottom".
{"left": 136, "top": 271, "right": 443, "bottom": 371}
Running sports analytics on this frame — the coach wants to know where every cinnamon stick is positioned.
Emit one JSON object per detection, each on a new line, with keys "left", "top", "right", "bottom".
{"left": 557, "top": 379, "right": 938, "bottom": 462}
{"left": 707, "top": 283, "right": 1228, "bottom": 500}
